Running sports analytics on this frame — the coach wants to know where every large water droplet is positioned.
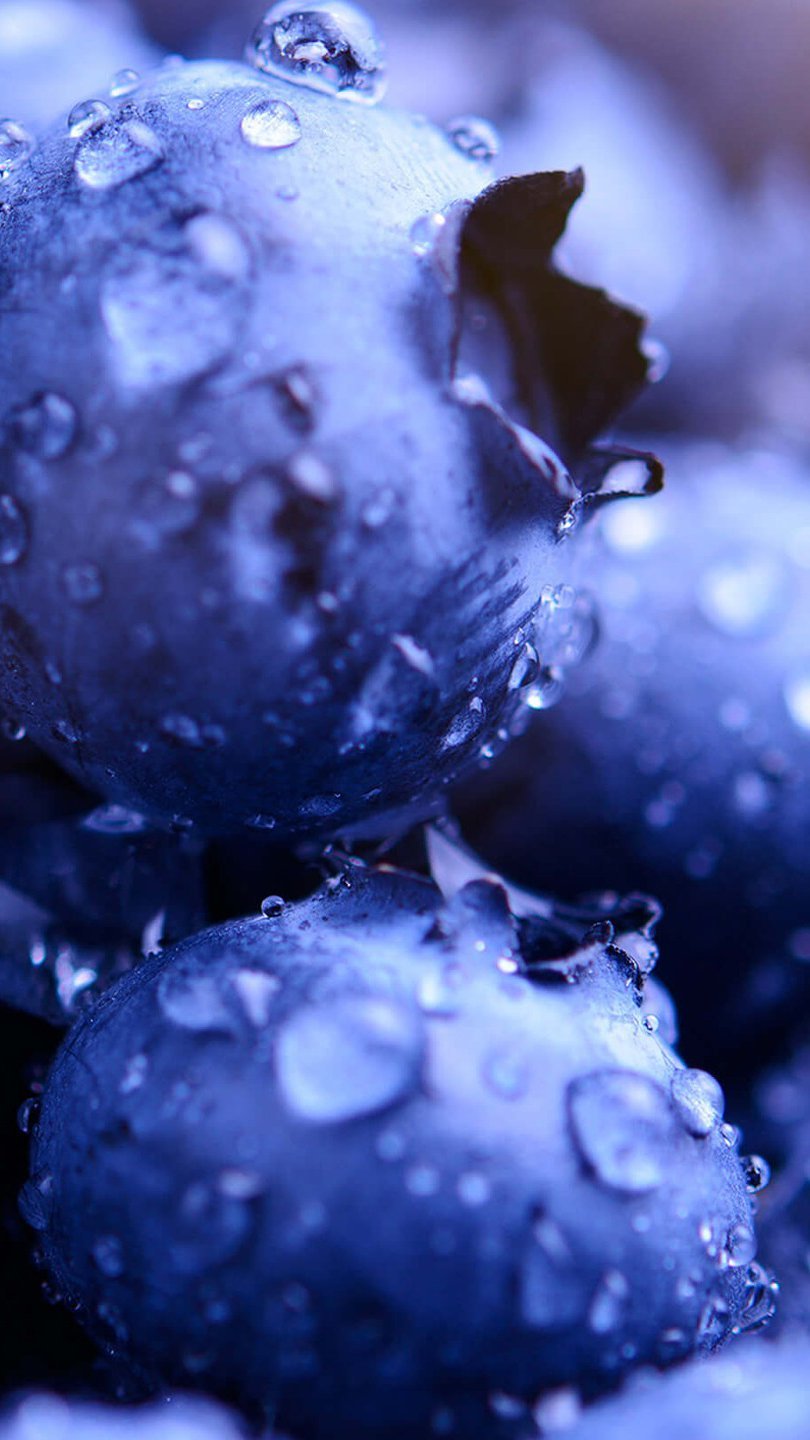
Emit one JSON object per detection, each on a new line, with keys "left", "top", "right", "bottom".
{"left": 68, "top": 99, "right": 112, "bottom": 139}
{"left": 568, "top": 1070, "right": 674, "bottom": 1194}
{"left": 11, "top": 391, "right": 77, "bottom": 459}
{"left": 74, "top": 119, "right": 164, "bottom": 191}
{"left": 0, "top": 118, "right": 33, "bottom": 174}
{"left": 276, "top": 994, "right": 423, "bottom": 1123}
{"left": 670, "top": 1068, "right": 725, "bottom": 1138}
{"left": 240, "top": 97, "right": 302, "bottom": 150}
{"left": 246, "top": 2, "right": 386, "bottom": 104}
{"left": 0, "top": 494, "right": 27, "bottom": 565}
{"left": 109, "top": 68, "right": 140, "bottom": 99}
{"left": 445, "top": 115, "right": 499, "bottom": 162}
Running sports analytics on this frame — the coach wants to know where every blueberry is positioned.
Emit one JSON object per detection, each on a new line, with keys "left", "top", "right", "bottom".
{"left": 0, "top": 31, "right": 656, "bottom": 837}
{"left": 458, "top": 438, "right": 810, "bottom": 1097}
{"left": 29, "top": 857, "right": 757, "bottom": 1438}
{"left": 565, "top": 1335, "right": 803, "bottom": 1440}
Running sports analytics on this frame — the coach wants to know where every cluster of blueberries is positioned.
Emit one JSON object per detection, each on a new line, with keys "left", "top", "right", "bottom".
{"left": 1, "top": 1, "right": 810, "bottom": 1437}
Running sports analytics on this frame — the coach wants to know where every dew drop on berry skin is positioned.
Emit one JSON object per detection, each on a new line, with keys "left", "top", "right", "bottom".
{"left": 275, "top": 994, "right": 423, "bottom": 1123}
{"left": 246, "top": 1, "right": 386, "bottom": 104}
{"left": 445, "top": 115, "right": 500, "bottom": 163}
{"left": 567, "top": 1070, "right": 674, "bottom": 1195}
{"left": 11, "top": 391, "right": 77, "bottom": 460}
{"left": 61, "top": 562, "right": 104, "bottom": 606}
{"left": 240, "top": 97, "right": 302, "bottom": 149}
{"left": 68, "top": 99, "right": 112, "bottom": 139}
{"left": 670, "top": 1068, "right": 725, "bottom": 1138}
{"left": 783, "top": 668, "right": 810, "bottom": 731}
{"left": 109, "top": 68, "right": 140, "bottom": 98}
{"left": 0, "top": 494, "right": 28, "bottom": 565}
{"left": 0, "top": 117, "right": 33, "bottom": 173}
{"left": 74, "top": 118, "right": 164, "bottom": 190}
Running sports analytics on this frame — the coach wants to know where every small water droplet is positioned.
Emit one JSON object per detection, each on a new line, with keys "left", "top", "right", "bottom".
{"left": 158, "top": 969, "right": 233, "bottom": 1033}
{"left": 68, "top": 99, "right": 113, "bottom": 139}
{"left": 19, "top": 1174, "right": 52, "bottom": 1231}
{"left": 457, "top": 1171, "right": 491, "bottom": 1207}
{"left": 11, "top": 391, "right": 77, "bottom": 459}
{"left": 276, "top": 994, "right": 423, "bottom": 1123}
{"left": 287, "top": 449, "right": 336, "bottom": 501}
{"left": 61, "top": 562, "right": 104, "bottom": 605}
{"left": 120, "top": 1053, "right": 148, "bottom": 1094}
{"left": 508, "top": 641, "right": 539, "bottom": 692}
{"left": 92, "top": 1234, "right": 125, "bottom": 1277}
{"left": 240, "top": 98, "right": 302, "bottom": 150}
{"left": 568, "top": 1070, "right": 674, "bottom": 1194}
{"left": 246, "top": 2, "right": 386, "bottom": 104}
{"left": 741, "top": 1154, "right": 771, "bottom": 1195}
{"left": 736, "top": 1261, "right": 779, "bottom": 1333}
{"left": 588, "top": 1269, "right": 629, "bottom": 1334}
{"left": 482, "top": 1049, "right": 531, "bottom": 1100}
{"left": 524, "top": 665, "right": 565, "bottom": 712}
{"left": 1, "top": 717, "right": 26, "bottom": 741}
{"left": 17, "top": 1097, "right": 40, "bottom": 1135}
{"left": 670, "top": 1068, "right": 725, "bottom": 1138}
{"left": 231, "top": 969, "right": 279, "bottom": 1027}
{"left": 405, "top": 1162, "right": 440, "bottom": 1197}
{"left": 410, "top": 211, "right": 446, "bottom": 258}
{"left": 75, "top": 119, "right": 164, "bottom": 191}
{"left": 0, "top": 118, "right": 33, "bottom": 174}
{"left": 261, "top": 894, "right": 285, "bottom": 918}
{"left": 726, "top": 1222, "right": 757, "bottom": 1268}
{"left": 0, "top": 494, "right": 27, "bottom": 565}
{"left": 109, "top": 68, "right": 140, "bottom": 98}
{"left": 445, "top": 115, "right": 499, "bottom": 162}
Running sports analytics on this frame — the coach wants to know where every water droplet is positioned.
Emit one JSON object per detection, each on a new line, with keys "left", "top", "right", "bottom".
{"left": 441, "top": 698, "right": 486, "bottom": 751}
{"left": 61, "top": 562, "right": 104, "bottom": 605}
{"left": 261, "top": 894, "right": 285, "bottom": 918}
{"left": 246, "top": 2, "right": 386, "bottom": 104}
{"left": 68, "top": 99, "right": 112, "bottom": 139}
{"left": 287, "top": 449, "right": 336, "bottom": 501}
{"left": 158, "top": 969, "right": 234, "bottom": 1033}
{"left": 568, "top": 1070, "right": 674, "bottom": 1194}
{"left": 17, "top": 1097, "right": 40, "bottom": 1135}
{"left": 784, "top": 670, "right": 810, "bottom": 732}
{"left": 697, "top": 549, "right": 789, "bottom": 638}
{"left": 445, "top": 115, "right": 499, "bottom": 162}
{"left": 109, "top": 68, "right": 140, "bottom": 98}
{"left": 120, "top": 1053, "right": 148, "bottom": 1094}
{"left": 736, "top": 1261, "right": 779, "bottom": 1333}
{"left": 19, "top": 1174, "right": 52, "bottom": 1231}
{"left": 588, "top": 1269, "right": 629, "bottom": 1334}
{"left": 230, "top": 969, "right": 279, "bottom": 1027}
{"left": 696, "top": 1293, "right": 730, "bottom": 1347}
{"left": 0, "top": 494, "right": 27, "bottom": 565}
{"left": 392, "top": 633, "right": 435, "bottom": 678}
{"left": 482, "top": 1049, "right": 531, "bottom": 1100}
{"left": 74, "top": 119, "right": 164, "bottom": 191}
{"left": 670, "top": 1068, "right": 725, "bottom": 1138}
{"left": 1, "top": 716, "right": 26, "bottom": 741}
{"left": 726, "top": 1221, "right": 757, "bottom": 1268}
{"left": 410, "top": 211, "right": 446, "bottom": 258}
{"left": 521, "top": 1214, "right": 585, "bottom": 1330}
{"left": 741, "top": 1154, "right": 771, "bottom": 1195}
{"left": 276, "top": 994, "right": 423, "bottom": 1123}
{"left": 508, "top": 641, "right": 539, "bottom": 692}
{"left": 92, "top": 1234, "right": 124, "bottom": 1277}
{"left": 240, "top": 97, "right": 302, "bottom": 150}
{"left": 532, "top": 1388, "right": 582, "bottom": 1435}
{"left": 0, "top": 118, "right": 33, "bottom": 174}
{"left": 405, "top": 1162, "right": 440, "bottom": 1197}
{"left": 524, "top": 665, "right": 565, "bottom": 712}
{"left": 11, "top": 391, "right": 78, "bottom": 460}
{"left": 81, "top": 804, "right": 148, "bottom": 835}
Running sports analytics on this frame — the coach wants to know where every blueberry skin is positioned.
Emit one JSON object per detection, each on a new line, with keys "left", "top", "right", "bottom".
{"left": 0, "top": 56, "right": 653, "bottom": 837}
{"left": 30, "top": 865, "right": 755, "bottom": 1439}
{"left": 566, "top": 1336, "right": 809, "bottom": 1440}
{"left": 458, "top": 440, "right": 810, "bottom": 1092}
{"left": 0, "top": 0, "right": 157, "bottom": 134}
{"left": 0, "top": 1394, "right": 252, "bottom": 1439}
{"left": 0, "top": 742, "right": 205, "bottom": 1025}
